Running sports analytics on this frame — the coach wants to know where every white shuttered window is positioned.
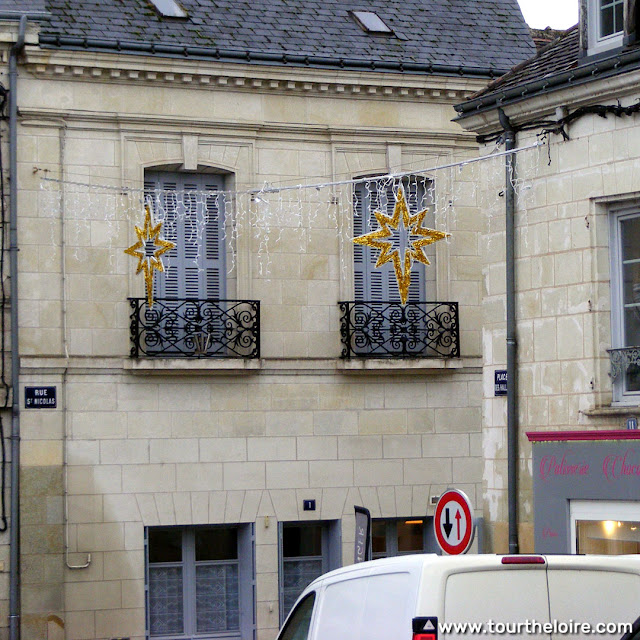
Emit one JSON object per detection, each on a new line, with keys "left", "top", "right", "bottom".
{"left": 353, "top": 179, "right": 432, "bottom": 302}
{"left": 145, "top": 171, "right": 226, "bottom": 300}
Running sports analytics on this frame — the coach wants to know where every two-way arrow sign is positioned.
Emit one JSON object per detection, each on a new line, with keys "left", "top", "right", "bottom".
{"left": 442, "top": 507, "right": 463, "bottom": 541}
{"left": 433, "top": 489, "right": 475, "bottom": 555}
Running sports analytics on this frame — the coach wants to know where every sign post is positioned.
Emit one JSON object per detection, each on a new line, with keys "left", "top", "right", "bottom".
{"left": 433, "top": 489, "right": 475, "bottom": 555}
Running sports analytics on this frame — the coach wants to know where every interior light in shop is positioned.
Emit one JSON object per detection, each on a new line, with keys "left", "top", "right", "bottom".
{"left": 603, "top": 521, "right": 616, "bottom": 536}
{"left": 405, "top": 520, "right": 423, "bottom": 525}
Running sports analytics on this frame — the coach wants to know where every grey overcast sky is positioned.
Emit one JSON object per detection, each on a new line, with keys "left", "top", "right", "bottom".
{"left": 518, "top": 0, "right": 579, "bottom": 29}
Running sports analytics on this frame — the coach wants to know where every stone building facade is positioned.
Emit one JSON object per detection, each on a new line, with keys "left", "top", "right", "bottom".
{"left": 0, "top": 1, "right": 535, "bottom": 639}
{"left": 456, "top": 0, "right": 640, "bottom": 557}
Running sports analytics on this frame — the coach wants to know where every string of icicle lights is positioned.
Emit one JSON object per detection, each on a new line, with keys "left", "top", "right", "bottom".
{"left": 37, "top": 140, "right": 546, "bottom": 280}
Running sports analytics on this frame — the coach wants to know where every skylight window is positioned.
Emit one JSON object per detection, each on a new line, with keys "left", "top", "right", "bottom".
{"left": 351, "top": 11, "right": 393, "bottom": 34}
{"left": 149, "top": 0, "right": 188, "bottom": 18}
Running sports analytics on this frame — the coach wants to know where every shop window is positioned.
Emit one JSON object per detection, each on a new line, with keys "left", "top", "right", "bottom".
{"left": 278, "top": 521, "right": 341, "bottom": 624}
{"left": 371, "top": 517, "right": 439, "bottom": 558}
{"left": 609, "top": 208, "right": 640, "bottom": 403}
{"left": 570, "top": 501, "right": 640, "bottom": 554}
{"left": 146, "top": 525, "right": 254, "bottom": 639}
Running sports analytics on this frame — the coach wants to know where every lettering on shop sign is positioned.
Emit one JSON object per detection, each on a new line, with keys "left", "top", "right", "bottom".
{"left": 542, "top": 527, "right": 559, "bottom": 539}
{"left": 602, "top": 449, "right": 640, "bottom": 481}
{"left": 538, "top": 448, "right": 640, "bottom": 482}
{"left": 24, "top": 386, "right": 57, "bottom": 409}
{"left": 538, "top": 453, "right": 590, "bottom": 481}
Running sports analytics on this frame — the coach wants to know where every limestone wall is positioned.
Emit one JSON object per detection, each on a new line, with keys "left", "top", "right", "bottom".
{"left": 14, "top": 42, "right": 487, "bottom": 640}
{"left": 478, "top": 86, "right": 640, "bottom": 552}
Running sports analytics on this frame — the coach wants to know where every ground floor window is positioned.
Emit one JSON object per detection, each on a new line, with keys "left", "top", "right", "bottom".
{"left": 146, "top": 524, "right": 254, "bottom": 639}
{"left": 371, "top": 517, "right": 438, "bottom": 558}
{"left": 571, "top": 501, "right": 640, "bottom": 554}
{"left": 279, "top": 520, "right": 340, "bottom": 624}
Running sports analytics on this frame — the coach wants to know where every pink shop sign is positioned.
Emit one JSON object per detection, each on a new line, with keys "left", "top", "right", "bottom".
{"left": 538, "top": 453, "right": 590, "bottom": 481}
{"left": 602, "top": 449, "right": 640, "bottom": 481}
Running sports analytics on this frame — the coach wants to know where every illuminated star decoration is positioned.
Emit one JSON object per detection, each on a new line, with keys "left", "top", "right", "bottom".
{"left": 353, "top": 184, "right": 450, "bottom": 305}
{"left": 124, "top": 205, "right": 176, "bottom": 308}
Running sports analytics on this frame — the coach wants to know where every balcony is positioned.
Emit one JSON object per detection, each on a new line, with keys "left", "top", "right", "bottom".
{"left": 338, "top": 301, "right": 459, "bottom": 359}
{"left": 128, "top": 298, "right": 260, "bottom": 358}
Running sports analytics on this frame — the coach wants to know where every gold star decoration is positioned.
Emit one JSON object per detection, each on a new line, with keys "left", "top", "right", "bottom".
{"left": 124, "top": 205, "right": 176, "bottom": 308}
{"left": 353, "top": 184, "right": 450, "bottom": 304}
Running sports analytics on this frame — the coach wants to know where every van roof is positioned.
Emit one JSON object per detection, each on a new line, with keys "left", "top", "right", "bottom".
{"left": 304, "top": 553, "right": 640, "bottom": 591}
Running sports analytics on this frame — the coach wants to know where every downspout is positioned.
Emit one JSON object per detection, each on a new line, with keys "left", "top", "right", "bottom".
{"left": 498, "top": 107, "right": 519, "bottom": 555}
{"left": 9, "top": 14, "right": 27, "bottom": 640}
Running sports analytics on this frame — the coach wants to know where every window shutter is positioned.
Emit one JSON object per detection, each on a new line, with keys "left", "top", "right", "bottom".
{"left": 203, "top": 180, "right": 225, "bottom": 300}
{"left": 144, "top": 171, "right": 226, "bottom": 300}
{"left": 353, "top": 178, "right": 428, "bottom": 302}
{"left": 353, "top": 184, "right": 366, "bottom": 301}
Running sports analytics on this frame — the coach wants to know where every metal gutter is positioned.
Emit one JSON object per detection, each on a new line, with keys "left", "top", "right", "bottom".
{"left": 9, "top": 17, "right": 26, "bottom": 640}
{"left": 498, "top": 108, "right": 519, "bottom": 556}
{"left": 455, "top": 45, "right": 640, "bottom": 117}
{"left": 37, "top": 34, "right": 508, "bottom": 78}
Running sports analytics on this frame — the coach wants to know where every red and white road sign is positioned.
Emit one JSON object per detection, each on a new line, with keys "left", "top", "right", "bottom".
{"left": 433, "top": 489, "right": 475, "bottom": 555}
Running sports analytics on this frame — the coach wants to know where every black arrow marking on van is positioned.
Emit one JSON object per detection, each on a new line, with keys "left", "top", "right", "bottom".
{"left": 443, "top": 508, "right": 453, "bottom": 538}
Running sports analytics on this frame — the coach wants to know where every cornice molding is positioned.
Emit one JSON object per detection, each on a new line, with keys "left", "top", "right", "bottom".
{"left": 19, "top": 107, "right": 478, "bottom": 147}
{"left": 20, "top": 355, "right": 483, "bottom": 377}
{"left": 24, "top": 46, "right": 485, "bottom": 104}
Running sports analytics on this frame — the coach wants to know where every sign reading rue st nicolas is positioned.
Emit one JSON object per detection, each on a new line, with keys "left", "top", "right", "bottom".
{"left": 25, "top": 386, "right": 57, "bottom": 409}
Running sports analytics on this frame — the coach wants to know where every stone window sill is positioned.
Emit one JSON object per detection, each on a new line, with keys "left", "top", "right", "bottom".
{"left": 580, "top": 405, "right": 640, "bottom": 418}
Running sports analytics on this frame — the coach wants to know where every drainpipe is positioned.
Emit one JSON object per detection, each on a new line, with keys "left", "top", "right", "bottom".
{"left": 9, "top": 15, "right": 27, "bottom": 640}
{"left": 498, "top": 108, "right": 519, "bottom": 555}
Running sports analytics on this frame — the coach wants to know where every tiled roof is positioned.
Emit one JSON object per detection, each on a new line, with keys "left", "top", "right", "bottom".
{"left": 457, "top": 21, "right": 640, "bottom": 116}
{"left": 475, "top": 24, "right": 580, "bottom": 95}
{"left": 530, "top": 26, "right": 567, "bottom": 51}
{"left": 34, "top": 0, "right": 536, "bottom": 76}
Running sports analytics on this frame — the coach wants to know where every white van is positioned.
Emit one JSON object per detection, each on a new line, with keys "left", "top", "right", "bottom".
{"left": 276, "top": 554, "right": 640, "bottom": 640}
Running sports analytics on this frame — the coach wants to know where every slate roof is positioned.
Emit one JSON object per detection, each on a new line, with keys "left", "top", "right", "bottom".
{"left": 0, "top": 0, "right": 49, "bottom": 17}
{"left": 32, "top": 0, "right": 536, "bottom": 77}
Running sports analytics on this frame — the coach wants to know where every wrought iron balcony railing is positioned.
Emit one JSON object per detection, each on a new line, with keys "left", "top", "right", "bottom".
{"left": 128, "top": 298, "right": 260, "bottom": 358}
{"left": 339, "top": 301, "right": 459, "bottom": 358}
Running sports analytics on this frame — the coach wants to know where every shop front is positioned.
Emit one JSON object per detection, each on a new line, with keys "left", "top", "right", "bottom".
{"left": 529, "top": 431, "right": 640, "bottom": 554}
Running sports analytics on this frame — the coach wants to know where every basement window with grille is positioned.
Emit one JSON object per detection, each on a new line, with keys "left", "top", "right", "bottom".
{"left": 350, "top": 11, "right": 393, "bottom": 34}
{"left": 148, "top": 0, "right": 188, "bottom": 18}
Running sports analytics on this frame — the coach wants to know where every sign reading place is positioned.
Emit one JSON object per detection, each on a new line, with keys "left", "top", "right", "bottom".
{"left": 25, "top": 386, "right": 57, "bottom": 409}
{"left": 494, "top": 370, "right": 507, "bottom": 396}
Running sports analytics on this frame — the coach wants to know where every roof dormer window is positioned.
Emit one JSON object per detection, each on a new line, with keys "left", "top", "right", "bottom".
{"left": 587, "top": 0, "right": 624, "bottom": 55}
{"left": 600, "top": 0, "right": 624, "bottom": 37}
{"left": 350, "top": 11, "right": 393, "bottom": 35}
{"left": 148, "top": 0, "right": 188, "bottom": 18}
